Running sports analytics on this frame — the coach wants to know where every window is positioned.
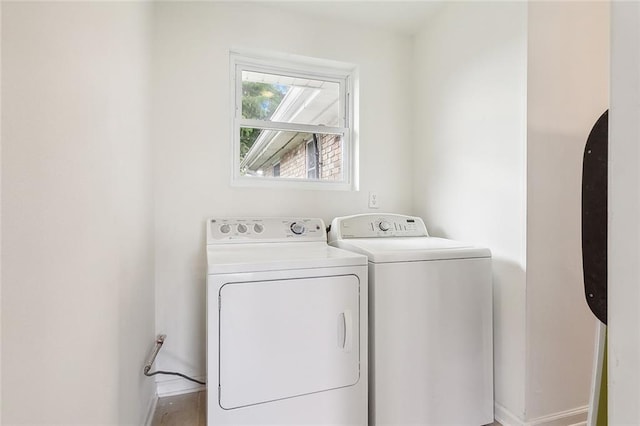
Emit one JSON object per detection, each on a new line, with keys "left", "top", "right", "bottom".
{"left": 230, "top": 50, "right": 357, "bottom": 190}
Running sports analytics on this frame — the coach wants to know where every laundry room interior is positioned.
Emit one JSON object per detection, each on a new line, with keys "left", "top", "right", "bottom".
{"left": 2, "top": 1, "right": 640, "bottom": 425}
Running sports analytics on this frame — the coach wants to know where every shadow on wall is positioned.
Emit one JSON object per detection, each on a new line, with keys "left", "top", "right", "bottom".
{"left": 486, "top": 256, "right": 526, "bottom": 421}
{"left": 426, "top": 225, "right": 447, "bottom": 238}
{"left": 490, "top": 256, "right": 526, "bottom": 319}
{"left": 398, "top": 224, "right": 527, "bottom": 419}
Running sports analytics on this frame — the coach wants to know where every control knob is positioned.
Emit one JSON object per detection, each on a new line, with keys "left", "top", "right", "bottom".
{"left": 237, "top": 223, "right": 247, "bottom": 233}
{"left": 290, "top": 222, "right": 306, "bottom": 235}
{"left": 378, "top": 221, "right": 391, "bottom": 232}
{"left": 219, "top": 224, "right": 231, "bottom": 234}
{"left": 253, "top": 223, "right": 264, "bottom": 233}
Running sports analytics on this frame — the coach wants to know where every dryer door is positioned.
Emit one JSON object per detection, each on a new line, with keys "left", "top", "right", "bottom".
{"left": 218, "top": 274, "right": 360, "bottom": 409}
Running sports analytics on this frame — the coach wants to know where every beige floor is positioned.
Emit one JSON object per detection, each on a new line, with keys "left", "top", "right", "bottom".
{"left": 151, "top": 390, "right": 501, "bottom": 426}
{"left": 151, "top": 391, "right": 206, "bottom": 426}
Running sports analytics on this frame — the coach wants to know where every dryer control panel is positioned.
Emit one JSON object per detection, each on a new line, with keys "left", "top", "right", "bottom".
{"left": 328, "top": 213, "right": 429, "bottom": 241}
{"left": 207, "top": 217, "right": 326, "bottom": 244}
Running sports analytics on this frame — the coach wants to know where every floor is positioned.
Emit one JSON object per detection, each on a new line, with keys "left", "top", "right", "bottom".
{"left": 151, "top": 390, "right": 502, "bottom": 426}
{"left": 151, "top": 391, "right": 206, "bottom": 426}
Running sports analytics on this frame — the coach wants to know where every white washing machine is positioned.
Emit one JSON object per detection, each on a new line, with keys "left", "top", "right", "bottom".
{"left": 328, "top": 213, "right": 493, "bottom": 426}
{"left": 206, "top": 217, "right": 368, "bottom": 425}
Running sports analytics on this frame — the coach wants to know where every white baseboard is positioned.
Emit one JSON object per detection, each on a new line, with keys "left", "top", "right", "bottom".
{"left": 145, "top": 377, "right": 206, "bottom": 424}
{"left": 496, "top": 403, "right": 588, "bottom": 426}
{"left": 156, "top": 375, "right": 207, "bottom": 398}
{"left": 495, "top": 402, "right": 525, "bottom": 426}
{"left": 143, "top": 394, "right": 158, "bottom": 426}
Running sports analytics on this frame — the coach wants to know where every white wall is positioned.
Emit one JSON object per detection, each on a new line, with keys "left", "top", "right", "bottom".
{"left": 1, "top": 3, "right": 155, "bottom": 424}
{"left": 526, "top": 2, "right": 609, "bottom": 421}
{"left": 609, "top": 2, "right": 640, "bottom": 424}
{"left": 151, "top": 2, "right": 414, "bottom": 394}
{"left": 412, "top": 2, "right": 528, "bottom": 419}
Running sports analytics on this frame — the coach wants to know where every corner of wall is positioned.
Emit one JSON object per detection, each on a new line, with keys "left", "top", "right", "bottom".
{"left": 143, "top": 393, "right": 159, "bottom": 426}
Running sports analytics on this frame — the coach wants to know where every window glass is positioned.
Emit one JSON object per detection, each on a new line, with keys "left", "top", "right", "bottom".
{"left": 239, "top": 129, "right": 343, "bottom": 181}
{"left": 241, "top": 71, "right": 340, "bottom": 127}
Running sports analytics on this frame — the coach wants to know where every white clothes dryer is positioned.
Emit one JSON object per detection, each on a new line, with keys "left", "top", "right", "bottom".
{"left": 328, "top": 213, "right": 493, "bottom": 426}
{"left": 206, "top": 217, "right": 368, "bottom": 425}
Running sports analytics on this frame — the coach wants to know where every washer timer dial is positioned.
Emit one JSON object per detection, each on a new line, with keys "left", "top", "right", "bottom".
{"left": 290, "top": 222, "right": 306, "bottom": 235}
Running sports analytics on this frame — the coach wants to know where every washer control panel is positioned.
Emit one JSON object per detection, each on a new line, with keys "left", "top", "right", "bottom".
{"left": 207, "top": 217, "right": 326, "bottom": 244}
{"left": 329, "top": 213, "right": 429, "bottom": 241}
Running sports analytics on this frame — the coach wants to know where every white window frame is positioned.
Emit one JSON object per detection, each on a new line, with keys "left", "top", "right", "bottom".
{"left": 230, "top": 50, "right": 358, "bottom": 191}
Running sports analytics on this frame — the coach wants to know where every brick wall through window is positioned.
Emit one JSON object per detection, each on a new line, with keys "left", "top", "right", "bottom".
{"left": 263, "top": 134, "right": 342, "bottom": 180}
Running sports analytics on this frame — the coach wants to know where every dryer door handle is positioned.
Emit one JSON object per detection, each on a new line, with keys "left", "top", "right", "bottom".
{"left": 337, "top": 310, "right": 353, "bottom": 352}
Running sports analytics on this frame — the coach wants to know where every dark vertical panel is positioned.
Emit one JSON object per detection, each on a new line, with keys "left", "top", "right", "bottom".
{"left": 582, "top": 110, "right": 608, "bottom": 324}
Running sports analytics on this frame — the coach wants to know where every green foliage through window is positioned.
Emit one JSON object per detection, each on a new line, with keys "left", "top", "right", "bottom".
{"left": 240, "top": 82, "right": 289, "bottom": 159}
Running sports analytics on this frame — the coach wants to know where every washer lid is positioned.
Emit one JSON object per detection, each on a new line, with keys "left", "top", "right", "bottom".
{"left": 207, "top": 242, "right": 367, "bottom": 274}
{"left": 331, "top": 237, "right": 490, "bottom": 263}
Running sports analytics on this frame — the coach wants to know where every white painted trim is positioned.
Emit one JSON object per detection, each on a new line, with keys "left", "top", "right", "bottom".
{"left": 156, "top": 376, "right": 207, "bottom": 398}
{"left": 527, "top": 406, "right": 588, "bottom": 426}
{"left": 237, "top": 119, "right": 346, "bottom": 135}
{"left": 143, "top": 394, "right": 158, "bottom": 426}
{"left": 231, "top": 175, "right": 355, "bottom": 191}
{"left": 495, "top": 403, "right": 588, "bottom": 426}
